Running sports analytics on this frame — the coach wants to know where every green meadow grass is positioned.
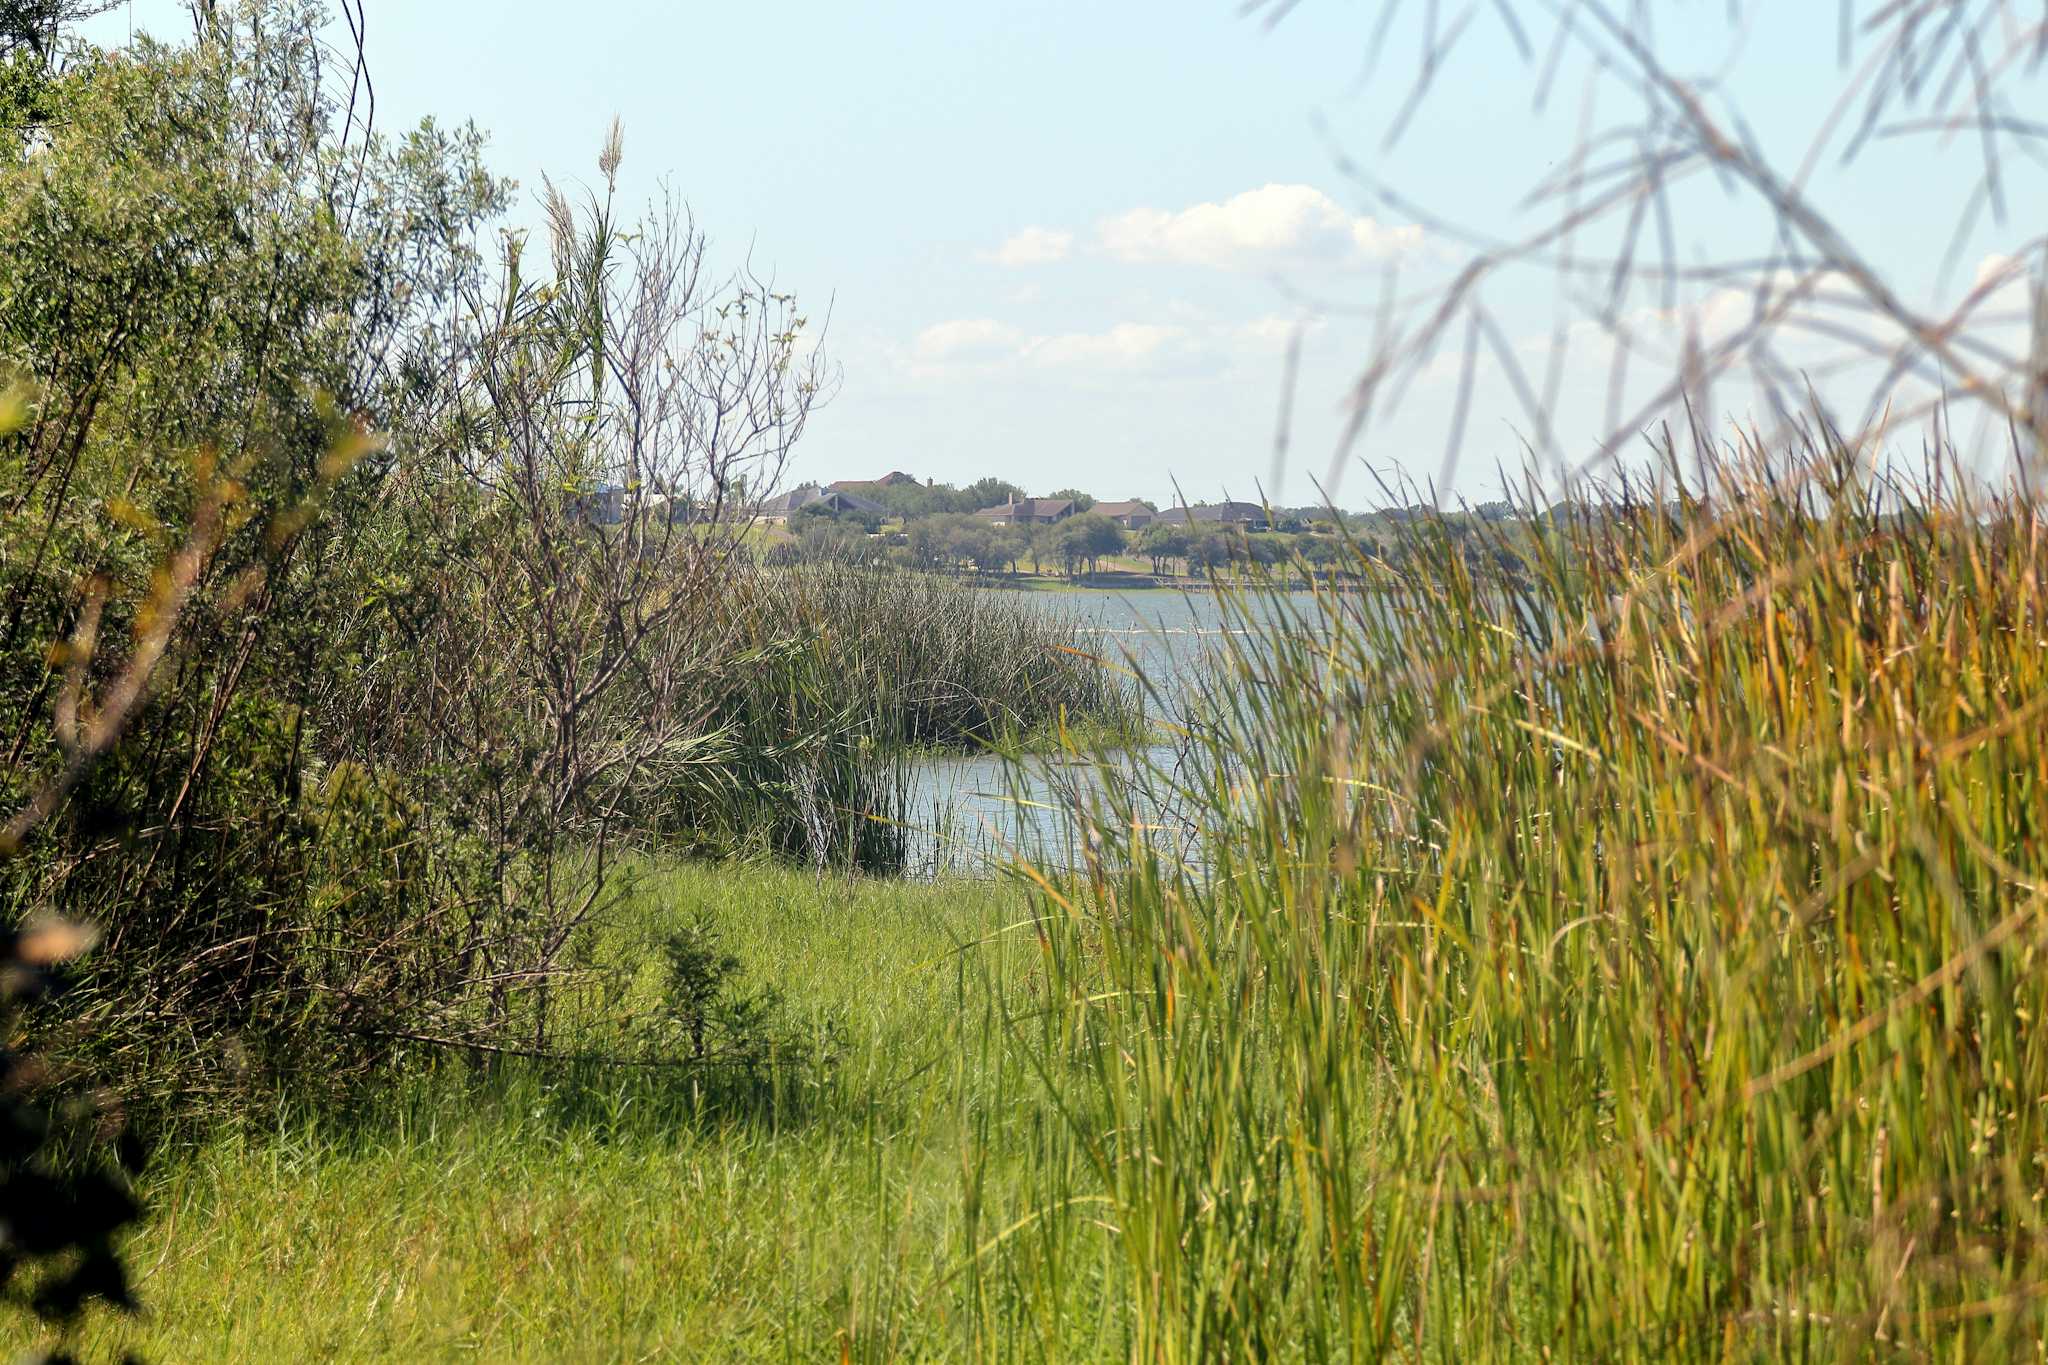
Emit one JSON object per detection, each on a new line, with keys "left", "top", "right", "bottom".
{"left": 68, "top": 863, "right": 1083, "bottom": 1362}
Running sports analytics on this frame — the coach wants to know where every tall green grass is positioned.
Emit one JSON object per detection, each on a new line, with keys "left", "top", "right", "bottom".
{"left": 977, "top": 430, "right": 2048, "bottom": 1359}
{"left": 69, "top": 862, "right": 1058, "bottom": 1361}
{"left": 735, "top": 563, "right": 1138, "bottom": 749}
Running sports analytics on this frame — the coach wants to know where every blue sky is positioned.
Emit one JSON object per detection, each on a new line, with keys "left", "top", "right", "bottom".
{"left": 89, "top": 3, "right": 2042, "bottom": 506}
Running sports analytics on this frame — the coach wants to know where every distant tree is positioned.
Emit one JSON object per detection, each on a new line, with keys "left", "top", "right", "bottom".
{"left": 1275, "top": 505, "right": 1343, "bottom": 531}
{"left": 941, "top": 519, "right": 1009, "bottom": 576}
{"left": 1050, "top": 526, "right": 1080, "bottom": 576}
{"left": 1139, "top": 522, "right": 1190, "bottom": 576}
{"left": 865, "top": 481, "right": 962, "bottom": 519}
{"left": 904, "top": 514, "right": 946, "bottom": 569}
{"left": 907, "top": 513, "right": 960, "bottom": 572}
{"left": 794, "top": 499, "right": 880, "bottom": 534}
{"left": 1087, "top": 516, "right": 1127, "bottom": 566}
{"left": 1051, "top": 488, "right": 1095, "bottom": 513}
{"left": 1054, "top": 514, "right": 1124, "bottom": 577}
{"left": 960, "top": 477, "right": 1024, "bottom": 511}
{"left": 1245, "top": 534, "right": 1289, "bottom": 568}
{"left": 1188, "top": 533, "right": 1236, "bottom": 573}
{"left": 1026, "top": 522, "right": 1054, "bottom": 575}
{"left": 993, "top": 523, "right": 1030, "bottom": 576}
{"left": 1296, "top": 534, "right": 1340, "bottom": 572}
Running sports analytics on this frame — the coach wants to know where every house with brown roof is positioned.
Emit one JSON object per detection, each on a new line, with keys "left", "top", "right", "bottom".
{"left": 1091, "top": 500, "right": 1156, "bottom": 530}
{"left": 1156, "top": 501, "right": 1271, "bottom": 532}
{"left": 830, "top": 471, "right": 922, "bottom": 491}
{"left": 973, "top": 496, "right": 1076, "bottom": 527}
{"left": 753, "top": 484, "right": 889, "bottom": 524}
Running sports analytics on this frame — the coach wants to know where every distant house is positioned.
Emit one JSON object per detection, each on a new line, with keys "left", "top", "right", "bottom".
{"left": 642, "top": 492, "right": 708, "bottom": 525}
{"left": 1156, "top": 501, "right": 1271, "bottom": 532}
{"left": 1377, "top": 504, "right": 1437, "bottom": 524}
{"left": 567, "top": 482, "right": 628, "bottom": 527}
{"left": 570, "top": 484, "right": 717, "bottom": 527}
{"left": 753, "top": 485, "right": 823, "bottom": 522}
{"left": 831, "top": 471, "right": 921, "bottom": 491}
{"left": 973, "top": 496, "right": 1076, "bottom": 527}
{"left": 754, "top": 484, "right": 888, "bottom": 524}
{"left": 1092, "top": 499, "right": 1156, "bottom": 530}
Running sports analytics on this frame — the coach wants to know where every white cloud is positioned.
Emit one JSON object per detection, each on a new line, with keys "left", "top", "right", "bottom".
{"left": 1098, "top": 184, "right": 1421, "bottom": 270}
{"left": 1024, "top": 322, "right": 1187, "bottom": 370}
{"left": 902, "top": 313, "right": 1318, "bottom": 387}
{"left": 1233, "top": 314, "right": 1322, "bottom": 349}
{"left": 913, "top": 318, "right": 1024, "bottom": 362}
{"left": 985, "top": 226, "right": 1074, "bottom": 266}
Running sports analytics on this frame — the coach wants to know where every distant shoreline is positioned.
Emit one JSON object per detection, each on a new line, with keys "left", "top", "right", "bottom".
{"left": 985, "top": 572, "right": 1348, "bottom": 596}
{"left": 980, "top": 571, "right": 1326, "bottom": 594}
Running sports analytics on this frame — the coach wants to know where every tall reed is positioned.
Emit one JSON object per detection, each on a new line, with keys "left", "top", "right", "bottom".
{"left": 974, "top": 428, "right": 2048, "bottom": 1359}
{"left": 735, "top": 563, "right": 1138, "bottom": 748}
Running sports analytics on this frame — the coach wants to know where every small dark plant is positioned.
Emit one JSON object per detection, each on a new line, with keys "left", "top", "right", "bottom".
{"left": 0, "top": 917, "right": 143, "bottom": 1359}
{"left": 637, "top": 914, "right": 835, "bottom": 1074}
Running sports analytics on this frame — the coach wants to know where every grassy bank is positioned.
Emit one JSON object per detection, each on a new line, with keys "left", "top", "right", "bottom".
{"left": 72, "top": 863, "right": 1049, "bottom": 1361}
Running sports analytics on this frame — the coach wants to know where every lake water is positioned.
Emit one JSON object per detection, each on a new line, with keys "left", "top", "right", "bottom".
{"left": 904, "top": 587, "right": 1311, "bottom": 876}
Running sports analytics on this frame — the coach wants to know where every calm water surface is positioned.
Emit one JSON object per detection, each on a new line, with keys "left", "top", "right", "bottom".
{"left": 905, "top": 587, "right": 1313, "bottom": 875}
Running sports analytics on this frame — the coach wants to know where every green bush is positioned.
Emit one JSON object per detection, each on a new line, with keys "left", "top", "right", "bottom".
{"left": 0, "top": 4, "right": 506, "bottom": 1117}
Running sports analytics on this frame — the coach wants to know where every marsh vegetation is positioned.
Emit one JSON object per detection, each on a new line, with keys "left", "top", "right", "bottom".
{"left": 7, "top": 2, "right": 2048, "bottom": 1362}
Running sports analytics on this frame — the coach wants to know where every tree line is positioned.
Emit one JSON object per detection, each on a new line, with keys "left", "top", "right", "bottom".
{"left": 768, "top": 496, "right": 1523, "bottom": 581}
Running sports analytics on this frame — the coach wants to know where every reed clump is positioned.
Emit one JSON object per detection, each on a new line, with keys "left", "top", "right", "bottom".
{"left": 637, "top": 562, "right": 1138, "bottom": 872}
{"left": 985, "top": 427, "right": 2048, "bottom": 1360}
{"left": 733, "top": 562, "right": 1139, "bottom": 749}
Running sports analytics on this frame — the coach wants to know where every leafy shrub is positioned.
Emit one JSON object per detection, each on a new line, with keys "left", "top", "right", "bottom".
{"left": 633, "top": 914, "right": 835, "bottom": 1073}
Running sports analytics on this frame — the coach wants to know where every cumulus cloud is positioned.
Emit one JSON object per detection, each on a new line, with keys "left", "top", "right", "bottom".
{"left": 985, "top": 226, "right": 1075, "bottom": 266}
{"left": 1098, "top": 184, "right": 1421, "bottom": 270}
{"left": 913, "top": 318, "right": 1024, "bottom": 362}
{"left": 904, "top": 313, "right": 1316, "bottom": 387}
{"left": 1024, "top": 322, "right": 1187, "bottom": 369}
{"left": 1234, "top": 315, "right": 1320, "bottom": 348}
